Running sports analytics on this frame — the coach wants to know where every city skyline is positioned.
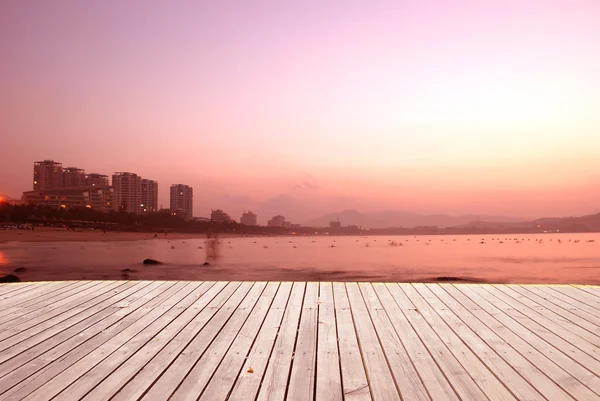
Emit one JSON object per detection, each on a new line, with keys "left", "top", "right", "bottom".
{"left": 1, "top": 1, "right": 599, "bottom": 221}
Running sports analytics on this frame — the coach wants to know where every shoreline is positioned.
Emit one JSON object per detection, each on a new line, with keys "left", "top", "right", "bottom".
{"left": 0, "top": 228, "right": 247, "bottom": 243}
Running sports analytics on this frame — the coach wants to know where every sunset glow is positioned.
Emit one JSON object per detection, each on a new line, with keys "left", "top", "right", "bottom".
{"left": 1, "top": 0, "right": 599, "bottom": 222}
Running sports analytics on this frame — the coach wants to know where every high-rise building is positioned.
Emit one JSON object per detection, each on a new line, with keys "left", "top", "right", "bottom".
{"left": 267, "top": 215, "right": 287, "bottom": 227}
{"left": 211, "top": 209, "right": 232, "bottom": 223}
{"left": 240, "top": 211, "right": 257, "bottom": 226}
{"left": 22, "top": 186, "right": 114, "bottom": 211}
{"left": 112, "top": 172, "right": 142, "bottom": 214}
{"left": 170, "top": 184, "right": 193, "bottom": 220}
{"left": 141, "top": 179, "right": 158, "bottom": 213}
{"left": 85, "top": 173, "right": 109, "bottom": 187}
{"left": 33, "top": 160, "right": 63, "bottom": 190}
{"left": 62, "top": 167, "right": 86, "bottom": 187}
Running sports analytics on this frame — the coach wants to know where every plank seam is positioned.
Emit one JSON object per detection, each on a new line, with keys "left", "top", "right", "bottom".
{"left": 282, "top": 282, "right": 308, "bottom": 401}
{"left": 343, "top": 282, "right": 374, "bottom": 400}
{"left": 454, "top": 284, "right": 600, "bottom": 398}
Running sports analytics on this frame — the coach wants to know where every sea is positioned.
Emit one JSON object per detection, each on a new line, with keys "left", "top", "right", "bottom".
{"left": 1, "top": 233, "right": 599, "bottom": 284}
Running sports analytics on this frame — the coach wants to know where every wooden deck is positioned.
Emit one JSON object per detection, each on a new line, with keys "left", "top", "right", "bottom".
{"left": 0, "top": 281, "right": 599, "bottom": 400}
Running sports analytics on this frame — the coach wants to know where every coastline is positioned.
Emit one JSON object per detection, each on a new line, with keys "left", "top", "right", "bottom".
{"left": 0, "top": 227, "right": 243, "bottom": 243}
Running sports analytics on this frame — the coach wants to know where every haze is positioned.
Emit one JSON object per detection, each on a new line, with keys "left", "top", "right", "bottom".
{"left": 1, "top": 0, "right": 599, "bottom": 223}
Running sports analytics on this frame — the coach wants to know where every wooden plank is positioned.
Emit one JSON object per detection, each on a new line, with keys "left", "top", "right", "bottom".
{"left": 581, "top": 285, "right": 600, "bottom": 296}
{"left": 391, "top": 283, "right": 511, "bottom": 401}
{"left": 372, "top": 283, "right": 458, "bottom": 401}
{"left": 533, "top": 285, "right": 600, "bottom": 325}
{"left": 202, "top": 282, "right": 292, "bottom": 401}
{"left": 0, "top": 283, "right": 36, "bottom": 297}
{"left": 0, "top": 281, "right": 126, "bottom": 352}
{"left": 52, "top": 282, "right": 210, "bottom": 401}
{"left": 332, "top": 282, "right": 371, "bottom": 401}
{"left": 575, "top": 286, "right": 600, "bottom": 301}
{"left": 483, "top": 285, "right": 600, "bottom": 364}
{"left": 0, "top": 281, "right": 179, "bottom": 401}
{"left": 18, "top": 282, "right": 194, "bottom": 401}
{"left": 138, "top": 282, "right": 254, "bottom": 400}
{"left": 0, "top": 281, "right": 125, "bottom": 326}
{"left": 227, "top": 282, "right": 299, "bottom": 401}
{"left": 510, "top": 285, "right": 600, "bottom": 342}
{"left": 255, "top": 282, "right": 305, "bottom": 401}
{"left": 0, "top": 281, "right": 89, "bottom": 325}
{"left": 79, "top": 281, "right": 224, "bottom": 401}
{"left": 0, "top": 281, "right": 109, "bottom": 336}
{"left": 563, "top": 286, "right": 600, "bottom": 309}
{"left": 106, "top": 282, "right": 239, "bottom": 401}
{"left": 413, "top": 284, "right": 540, "bottom": 401}
{"left": 0, "top": 282, "right": 166, "bottom": 398}
{"left": 315, "top": 282, "right": 343, "bottom": 401}
{"left": 346, "top": 282, "right": 401, "bottom": 401}
{"left": 0, "top": 282, "right": 124, "bottom": 353}
{"left": 0, "top": 282, "right": 47, "bottom": 299}
{"left": 499, "top": 285, "right": 600, "bottom": 354}
{"left": 284, "top": 282, "right": 319, "bottom": 401}
{"left": 474, "top": 284, "right": 600, "bottom": 377}
{"left": 0, "top": 282, "right": 82, "bottom": 310}
{"left": 0, "top": 281, "right": 144, "bottom": 366}
{"left": 192, "top": 282, "right": 281, "bottom": 400}
{"left": 458, "top": 284, "right": 600, "bottom": 397}
{"left": 169, "top": 282, "right": 272, "bottom": 401}
{"left": 432, "top": 284, "right": 593, "bottom": 401}
{"left": 0, "top": 282, "right": 71, "bottom": 308}
{"left": 358, "top": 283, "right": 430, "bottom": 401}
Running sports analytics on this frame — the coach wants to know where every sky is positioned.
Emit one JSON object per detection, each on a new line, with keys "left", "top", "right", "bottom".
{"left": 1, "top": 0, "right": 600, "bottom": 223}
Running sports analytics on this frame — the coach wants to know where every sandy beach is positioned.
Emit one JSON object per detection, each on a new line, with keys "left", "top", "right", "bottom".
{"left": 0, "top": 227, "right": 241, "bottom": 243}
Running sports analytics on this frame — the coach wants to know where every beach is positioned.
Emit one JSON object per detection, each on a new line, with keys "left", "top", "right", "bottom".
{"left": 0, "top": 227, "right": 234, "bottom": 243}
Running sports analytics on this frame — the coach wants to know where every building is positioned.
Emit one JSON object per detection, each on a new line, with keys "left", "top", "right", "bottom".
{"left": 240, "top": 211, "right": 257, "bottom": 226}
{"left": 112, "top": 172, "right": 142, "bottom": 214}
{"left": 141, "top": 179, "right": 158, "bottom": 213}
{"left": 22, "top": 186, "right": 114, "bottom": 211}
{"left": 85, "top": 173, "right": 109, "bottom": 187}
{"left": 170, "top": 184, "right": 193, "bottom": 220}
{"left": 267, "top": 215, "right": 287, "bottom": 228}
{"left": 330, "top": 219, "right": 342, "bottom": 230}
{"left": 211, "top": 209, "right": 232, "bottom": 223}
{"left": 33, "top": 160, "right": 63, "bottom": 190}
{"left": 62, "top": 167, "right": 86, "bottom": 187}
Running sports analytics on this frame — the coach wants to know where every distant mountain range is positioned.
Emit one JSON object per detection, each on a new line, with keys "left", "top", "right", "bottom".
{"left": 304, "top": 209, "right": 524, "bottom": 229}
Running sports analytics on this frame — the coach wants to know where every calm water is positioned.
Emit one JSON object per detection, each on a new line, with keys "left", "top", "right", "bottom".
{"left": 1, "top": 233, "right": 600, "bottom": 284}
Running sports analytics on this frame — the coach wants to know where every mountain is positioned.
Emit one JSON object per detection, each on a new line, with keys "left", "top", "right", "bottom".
{"left": 305, "top": 209, "right": 524, "bottom": 229}
{"left": 304, "top": 210, "right": 383, "bottom": 229}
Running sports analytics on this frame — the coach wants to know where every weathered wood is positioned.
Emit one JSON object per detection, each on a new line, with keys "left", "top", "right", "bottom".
{"left": 346, "top": 282, "right": 401, "bottom": 401}
{"left": 432, "top": 284, "right": 592, "bottom": 400}
{"left": 0, "top": 281, "right": 177, "bottom": 401}
{"left": 171, "top": 282, "right": 272, "bottom": 401}
{"left": 332, "top": 282, "right": 371, "bottom": 401}
{"left": 393, "top": 283, "right": 507, "bottom": 401}
{"left": 315, "top": 282, "right": 343, "bottom": 401}
{"left": 358, "top": 283, "right": 430, "bottom": 401}
{"left": 108, "top": 282, "right": 238, "bottom": 401}
{"left": 0, "top": 281, "right": 599, "bottom": 401}
{"left": 206, "top": 282, "right": 292, "bottom": 401}
{"left": 138, "top": 282, "right": 253, "bottom": 400}
{"left": 255, "top": 282, "right": 305, "bottom": 401}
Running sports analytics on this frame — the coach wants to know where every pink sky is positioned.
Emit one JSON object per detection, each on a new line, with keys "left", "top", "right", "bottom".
{"left": 1, "top": 0, "right": 599, "bottom": 223}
